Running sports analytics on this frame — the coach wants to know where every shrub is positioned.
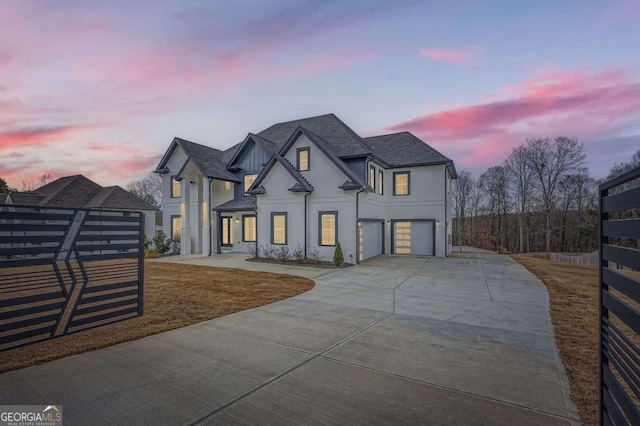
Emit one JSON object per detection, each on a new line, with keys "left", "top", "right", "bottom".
{"left": 143, "top": 235, "right": 150, "bottom": 249}
{"left": 293, "top": 242, "right": 305, "bottom": 262}
{"left": 333, "top": 242, "right": 344, "bottom": 266}
{"left": 275, "top": 245, "right": 290, "bottom": 261}
{"left": 247, "top": 244, "right": 258, "bottom": 257}
{"left": 261, "top": 244, "right": 276, "bottom": 260}
{"left": 308, "top": 246, "right": 323, "bottom": 261}
{"left": 166, "top": 235, "right": 180, "bottom": 254}
{"left": 152, "top": 231, "right": 168, "bottom": 254}
{"left": 144, "top": 248, "right": 160, "bottom": 258}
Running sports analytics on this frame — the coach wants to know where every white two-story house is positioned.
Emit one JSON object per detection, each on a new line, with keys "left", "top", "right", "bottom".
{"left": 154, "top": 114, "right": 456, "bottom": 262}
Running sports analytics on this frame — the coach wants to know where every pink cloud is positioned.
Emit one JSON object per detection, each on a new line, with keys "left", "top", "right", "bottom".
{"left": 0, "top": 126, "right": 88, "bottom": 151}
{"left": 387, "top": 68, "right": 640, "bottom": 171}
{"left": 420, "top": 47, "right": 482, "bottom": 64}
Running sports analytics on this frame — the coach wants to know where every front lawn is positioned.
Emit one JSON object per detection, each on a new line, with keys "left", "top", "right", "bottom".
{"left": 0, "top": 261, "right": 314, "bottom": 373}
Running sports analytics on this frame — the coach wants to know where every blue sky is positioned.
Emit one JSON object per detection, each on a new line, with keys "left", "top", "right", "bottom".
{"left": 0, "top": 0, "right": 638, "bottom": 188}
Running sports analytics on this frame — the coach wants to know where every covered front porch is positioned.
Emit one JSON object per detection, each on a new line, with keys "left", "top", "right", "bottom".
{"left": 212, "top": 197, "right": 257, "bottom": 255}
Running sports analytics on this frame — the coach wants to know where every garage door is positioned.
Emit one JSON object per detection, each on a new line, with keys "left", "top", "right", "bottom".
{"left": 359, "top": 221, "right": 383, "bottom": 261}
{"left": 393, "top": 221, "right": 434, "bottom": 256}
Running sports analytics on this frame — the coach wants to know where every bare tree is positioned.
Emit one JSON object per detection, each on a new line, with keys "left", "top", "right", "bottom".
{"left": 505, "top": 145, "right": 535, "bottom": 253}
{"left": 478, "top": 165, "right": 511, "bottom": 251}
{"left": 126, "top": 172, "right": 162, "bottom": 208}
{"left": 452, "top": 170, "right": 475, "bottom": 249}
{"left": 524, "top": 137, "right": 586, "bottom": 252}
{"left": 22, "top": 174, "right": 54, "bottom": 192}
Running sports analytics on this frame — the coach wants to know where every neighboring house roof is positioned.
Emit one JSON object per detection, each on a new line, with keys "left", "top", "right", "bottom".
{"left": 256, "top": 113, "right": 372, "bottom": 158}
{"left": 3, "top": 175, "right": 157, "bottom": 211}
{"left": 85, "top": 186, "right": 157, "bottom": 210}
{"left": 156, "top": 137, "right": 240, "bottom": 182}
{"left": 212, "top": 197, "right": 257, "bottom": 212}
{"left": 0, "top": 193, "right": 7, "bottom": 203}
{"left": 363, "top": 132, "right": 455, "bottom": 171}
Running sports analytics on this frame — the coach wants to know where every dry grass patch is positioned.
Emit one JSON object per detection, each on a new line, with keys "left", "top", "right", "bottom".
{"left": 0, "top": 261, "right": 314, "bottom": 373}
{"left": 512, "top": 256, "right": 599, "bottom": 425}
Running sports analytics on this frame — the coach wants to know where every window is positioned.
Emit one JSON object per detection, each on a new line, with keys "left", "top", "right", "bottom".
{"left": 243, "top": 215, "right": 256, "bottom": 242}
{"left": 224, "top": 181, "right": 233, "bottom": 191}
{"left": 297, "top": 147, "right": 310, "bottom": 171}
{"left": 393, "top": 171, "right": 410, "bottom": 196}
{"left": 319, "top": 212, "right": 337, "bottom": 246}
{"left": 271, "top": 212, "right": 287, "bottom": 245}
{"left": 171, "top": 176, "right": 181, "bottom": 198}
{"left": 369, "top": 165, "right": 376, "bottom": 190}
{"left": 171, "top": 216, "right": 181, "bottom": 239}
{"left": 378, "top": 170, "right": 384, "bottom": 195}
{"left": 244, "top": 174, "right": 258, "bottom": 194}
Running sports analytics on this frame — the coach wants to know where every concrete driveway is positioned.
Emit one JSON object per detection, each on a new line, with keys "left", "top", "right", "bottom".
{"left": 0, "top": 254, "right": 579, "bottom": 425}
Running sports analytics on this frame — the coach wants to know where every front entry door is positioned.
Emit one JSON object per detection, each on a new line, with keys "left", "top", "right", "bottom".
{"left": 221, "top": 217, "right": 232, "bottom": 247}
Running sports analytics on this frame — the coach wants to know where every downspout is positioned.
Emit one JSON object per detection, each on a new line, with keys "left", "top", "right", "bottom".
{"left": 208, "top": 178, "right": 213, "bottom": 256}
{"left": 355, "top": 188, "right": 365, "bottom": 264}
{"left": 254, "top": 207, "right": 258, "bottom": 257}
{"left": 304, "top": 192, "right": 311, "bottom": 258}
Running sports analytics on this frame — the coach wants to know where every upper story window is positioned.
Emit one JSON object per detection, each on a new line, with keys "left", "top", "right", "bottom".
{"left": 171, "top": 176, "right": 181, "bottom": 198}
{"left": 369, "top": 165, "right": 376, "bottom": 190}
{"left": 297, "top": 147, "right": 310, "bottom": 171}
{"left": 224, "top": 181, "right": 233, "bottom": 191}
{"left": 244, "top": 174, "right": 258, "bottom": 194}
{"left": 393, "top": 171, "right": 410, "bottom": 196}
{"left": 378, "top": 170, "right": 384, "bottom": 195}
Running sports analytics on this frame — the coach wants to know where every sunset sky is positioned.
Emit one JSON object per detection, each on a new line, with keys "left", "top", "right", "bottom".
{"left": 1, "top": 0, "right": 638, "bottom": 189}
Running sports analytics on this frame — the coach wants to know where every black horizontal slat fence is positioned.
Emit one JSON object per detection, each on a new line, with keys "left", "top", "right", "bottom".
{"left": 0, "top": 204, "right": 144, "bottom": 351}
{"left": 600, "top": 165, "right": 640, "bottom": 425}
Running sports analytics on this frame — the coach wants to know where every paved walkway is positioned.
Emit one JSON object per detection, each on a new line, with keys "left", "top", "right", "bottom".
{"left": 0, "top": 254, "right": 579, "bottom": 425}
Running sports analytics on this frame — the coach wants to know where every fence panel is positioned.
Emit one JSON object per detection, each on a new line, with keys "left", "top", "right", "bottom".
{"left": 599, "top": 165, "right": 640, "bottom": 425}
{"left": 0, "top": 204, "right": 144, "bottom": 351}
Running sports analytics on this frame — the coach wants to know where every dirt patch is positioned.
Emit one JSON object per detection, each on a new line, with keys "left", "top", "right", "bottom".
{"left": 0, "top": 261, "right": 314, "bottom": 373}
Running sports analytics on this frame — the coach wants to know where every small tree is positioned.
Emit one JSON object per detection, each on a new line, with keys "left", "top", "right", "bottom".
{"left": 333, "top": 242, "right": 344, "bottom": 266}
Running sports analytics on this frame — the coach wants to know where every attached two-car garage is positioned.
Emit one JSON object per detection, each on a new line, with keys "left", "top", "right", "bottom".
{"left": 392, "top": 220, "right": 434, "bottom": 256}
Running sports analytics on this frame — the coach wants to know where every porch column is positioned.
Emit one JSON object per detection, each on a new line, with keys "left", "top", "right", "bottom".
{"left": 202, "top": 177, "right": 211, "bottom": 256}
{"left": 180, "top": 178, "right": 191, "bottom": 255}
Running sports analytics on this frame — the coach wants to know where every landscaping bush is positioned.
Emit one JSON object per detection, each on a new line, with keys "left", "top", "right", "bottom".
{"left": 144, "top": 248, "right": 160, "bottom": 258}
{"left": 260, "top": 244, "right": 276, "bottom": 260}
{"left": 247, "top": 244, "right": 258, "bottom": 258}
{"left": 308, "top": 246, "right": 323, "bottom": 261}
{"left": 166, "top": 235, "right": 180, "bottom": 254}
{"left": 152, "top": 231, "right": 168, "bottom": 254}
{"left": 293, "top": 242, "right": 305, "bottom": 262}
{"left": 333, "top": 242, "right": 344, "bottom": 266}
{"left": 275, "top": 246, "right": 290, "bottom": 261}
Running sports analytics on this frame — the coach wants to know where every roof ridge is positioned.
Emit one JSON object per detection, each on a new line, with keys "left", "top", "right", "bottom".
{"left": 363, "top": 131, "right": 411, "bottom": 139}
{"left": 176, "top": 137, "right": 224, "bottom": 154}
{"left": 328, "top": 114, "right": 372, "bottom": 154}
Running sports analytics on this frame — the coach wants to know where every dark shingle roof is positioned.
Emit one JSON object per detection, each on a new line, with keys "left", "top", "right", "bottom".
{"left": 249, "top": 154, "right": 313, "bottom": 194}
{"left": 363, "top": 132, "right": 452, "bottom": 167}
{"left": 7, "top": 193, "right": 45, "bottom": 205}
{"left": 212, "top": 197, "right": 257, "bottom": 212}
{"left": 86, "top": 186, "right": 158, "bottom": 210}
{"left": 257, "top": 113, "right": 371, "bottom": 157}
{"left": 34, "top": 175, "right": 102, "bottom": 208}
{"left": 174, "top": 138, "right": 240, "bottom": 182}
{"left": 0, "top": 193, "right": 7, "bottom": 203}
{"left": 5, "top": 175, "right": 157, "bottom": 211}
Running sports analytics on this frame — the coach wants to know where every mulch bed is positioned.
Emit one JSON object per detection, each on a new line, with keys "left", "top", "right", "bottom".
{"left": 246, "top": 257, "right": 353, "bottom": 269}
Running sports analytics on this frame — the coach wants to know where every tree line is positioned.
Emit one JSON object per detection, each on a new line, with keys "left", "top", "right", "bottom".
{"left": 452, "top": 138, "right": 639, "bottom": 254}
